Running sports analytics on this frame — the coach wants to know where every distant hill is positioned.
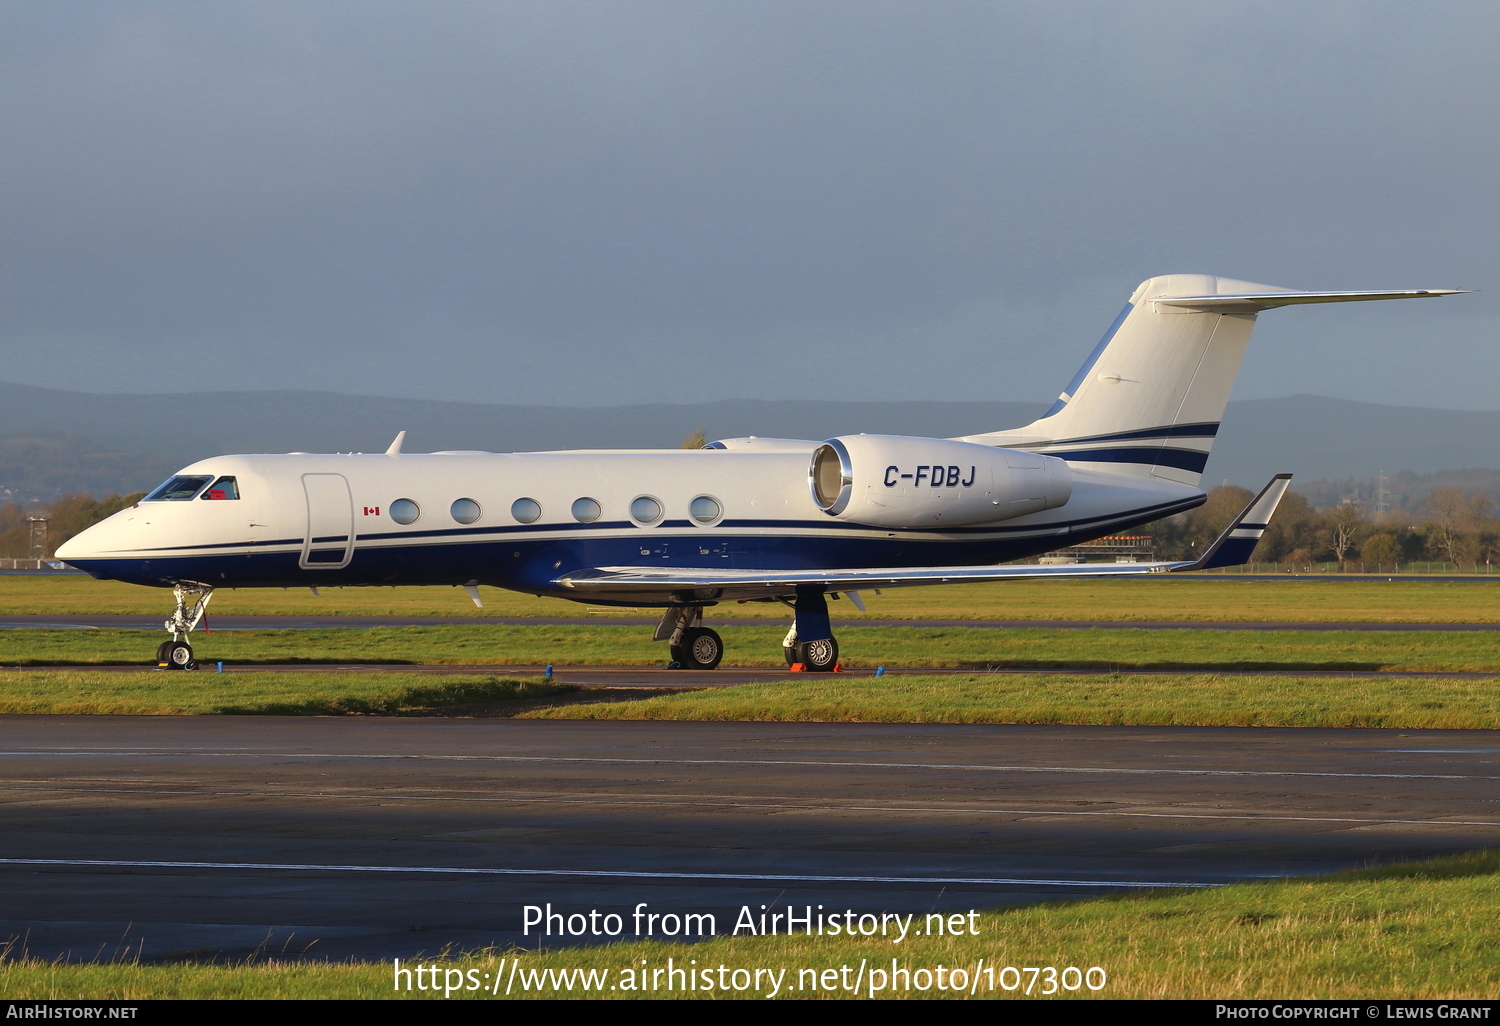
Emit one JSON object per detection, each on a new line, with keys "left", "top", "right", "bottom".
{"left": 1294, "top": 468, "right": 1500, "bottom": 513}
{"left": 3, "top": 381, "right": 1500, "bottom": 503}
{"left": 0, "top": 382, "right": 1044, "bottom": 459}
{"left": 0, "top": 431, "right": 182, "bottom": 504}
{"left": 1210, "top": 396, "right": 1500, "bottom": 488}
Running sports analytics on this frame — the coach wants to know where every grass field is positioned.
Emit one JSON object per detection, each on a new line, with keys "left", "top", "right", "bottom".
{"left": 7, "top": 623, "right": 1500, "bottom": 671}
{"left": 0, "top": 670, "right": 572, "bottom": 715}
{"left": 524, "top": 672, "right": 1500, "bottom": 730}
{"left": 8, "top": 574, "right": 1500, "bottom": 621}
{"left": 3, "top": 669, "right": 1498, "bottom": 729}
{"left": 4, "top": 852, "right": 1497, "bottom": 999}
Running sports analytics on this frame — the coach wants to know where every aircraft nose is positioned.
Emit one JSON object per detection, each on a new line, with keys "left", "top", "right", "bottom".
{"left": 55, "top": 515, "right": 133, "bottom": 564}
{"left": 52, "top": 515, "right": 151, "bottom": 582}
{"left": 54, "top": 525, "right": 100, "bottom": 562}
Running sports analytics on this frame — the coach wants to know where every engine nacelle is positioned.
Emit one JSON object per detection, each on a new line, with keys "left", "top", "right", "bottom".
{"left": 809, "top": 435, "right": 1071, "bottom": 528}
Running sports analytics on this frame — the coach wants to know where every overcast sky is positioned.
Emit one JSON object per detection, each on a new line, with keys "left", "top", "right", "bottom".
{"left": 1, "top": 1, "right": 1496, "bottom": 409}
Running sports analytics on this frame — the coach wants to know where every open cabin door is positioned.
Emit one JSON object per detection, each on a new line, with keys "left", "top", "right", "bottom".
{"left": 300, "top": 473, "right": 354, "bottom": 570}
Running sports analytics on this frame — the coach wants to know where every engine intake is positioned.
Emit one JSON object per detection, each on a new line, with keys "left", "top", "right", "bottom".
{"left": 809, "top": 435, "right": 1071, "bottom": 528}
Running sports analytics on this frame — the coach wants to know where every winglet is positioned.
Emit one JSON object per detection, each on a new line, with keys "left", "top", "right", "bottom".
{"left": 1173, "top": 474, "right": 1293, "bottom": 572}
{"left": 385, "top": 430, "right": 407, "bottom": 457}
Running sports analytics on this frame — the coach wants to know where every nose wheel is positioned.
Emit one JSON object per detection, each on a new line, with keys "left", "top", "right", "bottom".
{"left": 157, "top": 583, "right": 213, "bottom": 670}
{"left": 157, "top": 640, "right": 196, "bottom": 671}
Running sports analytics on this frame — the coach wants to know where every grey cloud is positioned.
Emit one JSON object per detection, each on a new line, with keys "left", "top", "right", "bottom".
{"left": 0, "top": 1, "right": 1494, "bottom": 407}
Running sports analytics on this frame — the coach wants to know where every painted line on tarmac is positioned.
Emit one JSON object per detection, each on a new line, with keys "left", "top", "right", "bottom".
{"left": 4, "top": 784, "right": 1498, "bottom": 829}
{"left": 0, "top": 857, "right": 1212, "bottom": 889}
{"left": 3, "top": 749, "right": 1495, "bottom": 781}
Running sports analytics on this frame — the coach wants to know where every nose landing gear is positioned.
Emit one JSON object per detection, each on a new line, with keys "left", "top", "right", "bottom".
{"left": 156, "top": 639, "right": 197, "bottom": 670}
{"left": 158, "top": 584, "right": 213, "bottom": 670}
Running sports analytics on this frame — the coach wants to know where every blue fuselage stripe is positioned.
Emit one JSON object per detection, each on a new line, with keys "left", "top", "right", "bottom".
{"left": 1050, "top": 447, "right": 1210, "bottom": 474}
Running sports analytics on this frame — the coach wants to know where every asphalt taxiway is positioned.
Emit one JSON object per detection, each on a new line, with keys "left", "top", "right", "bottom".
{"left": 2, "top": 715, "right": 1497, "bottom": 962}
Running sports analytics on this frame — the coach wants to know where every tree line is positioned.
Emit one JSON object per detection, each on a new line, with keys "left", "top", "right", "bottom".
{"left": 1141, "top": 485, "right": 1499, "bottom": 569}
{"left": 0, "top": 493, "right": 145, "bottom": 559}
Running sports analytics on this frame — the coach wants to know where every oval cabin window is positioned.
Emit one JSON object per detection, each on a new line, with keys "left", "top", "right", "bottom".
{"left": 630, "top": 496, "right": 662, "bottom": 525}
{"left": 571, "top": 497, "right": 602, "bottom": 523}
{"left": 690, "top": 495, "right": 722, "bottom": 524}
{"left": 390, "top": 498, "right": 420, "bottom": 525}
{"left": 511, "top": 497, "right": 542, "bottom": 524}
{"left": 451, "top": 498, "right": 481, "bottom": 524}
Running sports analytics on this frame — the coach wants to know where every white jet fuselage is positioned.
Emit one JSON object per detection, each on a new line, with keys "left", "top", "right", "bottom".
{"left": 57, "top": 447, "right": 1200, "bottom": 605}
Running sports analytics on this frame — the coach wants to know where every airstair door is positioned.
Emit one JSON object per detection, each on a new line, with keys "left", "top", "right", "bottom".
{"left": 300, "top": 473, "right": 354, "bottom": 570}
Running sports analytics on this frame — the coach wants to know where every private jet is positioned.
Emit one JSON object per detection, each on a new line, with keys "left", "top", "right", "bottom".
{"left": 56, "top": 274, "right": 1468, "bottom": 670}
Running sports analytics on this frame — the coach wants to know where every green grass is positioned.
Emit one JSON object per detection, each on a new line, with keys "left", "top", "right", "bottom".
{"left": 5, "top": 852, "right": 1498, "bottom": 999}
{"left": 10, "top": 574, "right": 1500, "bottom": 621}
{"left": 9, "top": 623, "right": 1500, "bottom": 672}
{"left": 524, "top": 672, "right": 1500, "bottom": 730}
{"left": 2, "top": 668, "right": 1498, "bottom": 729}
{"left": 0, "top": 670, "right": 571, "bottom": 715}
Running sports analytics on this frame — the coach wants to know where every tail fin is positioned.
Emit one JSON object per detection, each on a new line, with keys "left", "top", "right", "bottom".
{"left": 957, "top": 275, "right": 1467, "bottom": 485}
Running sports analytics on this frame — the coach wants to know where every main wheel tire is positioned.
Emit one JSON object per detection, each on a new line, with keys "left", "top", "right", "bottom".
{"left": 795, "top": 637, "right": 839, "bottom": 672}
{"left": 783, "top": 645, "right": 797, "bottom": 667}
{"left": 164, "top": 641, "right": 195, "bottom": 671}
{"left": 670, "top": 627, "right": 723, "bottom": 670}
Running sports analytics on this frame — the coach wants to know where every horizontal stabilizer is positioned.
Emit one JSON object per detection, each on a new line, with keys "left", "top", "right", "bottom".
{"left": 1153, "top": 289, "right": 1470, "bottom": 312}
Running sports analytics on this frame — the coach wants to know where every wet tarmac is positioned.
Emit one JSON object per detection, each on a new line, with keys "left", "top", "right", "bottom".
{"left": 2, "top": 715, "right": 1497, "bottom": 962}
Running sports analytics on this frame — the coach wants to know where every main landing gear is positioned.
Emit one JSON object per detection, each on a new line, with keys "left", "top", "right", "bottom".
{"left": 656, "top": 606, "right": 724, "bottom": 670}
{"left": 654, "top": 584, "right": 840, "bottom": 672}
{"left": 781, "top": 585, "right": 839, "bottom": 672}
{"left": 157, "top": 583, "right": 214, "bottom": 670}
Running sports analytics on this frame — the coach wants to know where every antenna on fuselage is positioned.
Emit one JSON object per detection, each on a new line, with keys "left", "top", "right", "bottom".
{"left": 385, "top": 430, "right": 407, "bottom": 457}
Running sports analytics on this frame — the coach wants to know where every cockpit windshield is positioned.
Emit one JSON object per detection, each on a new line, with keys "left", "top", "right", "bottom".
{"left": 144, "top": 475, "right": 214, "bottom": 501}
{"left": 200, "top": 476, "right": 240, "bottom": 500}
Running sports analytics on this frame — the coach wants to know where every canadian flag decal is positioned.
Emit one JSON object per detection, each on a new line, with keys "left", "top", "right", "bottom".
{"left": 363, "top": 506, "right": 381, "bottom": 516}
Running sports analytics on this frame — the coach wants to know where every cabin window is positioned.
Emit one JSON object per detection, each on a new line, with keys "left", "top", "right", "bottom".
{"left": 200, "top": 476, "right": 240, "bottom": 500}
{"left": 690, "top": 495, "right": 723, "bottom": 524}
{"left": 629, "top": 495, "right": 662, "bottom": 525}
{"left": 571, "top": 497, "right": 602, "bottom": 524}
{"left": 451, "top": 498, "right": 481, "bottom": 524}
{"left": 144, "top": 475, "right": 214, "bottom": 501}
{"left": 511, "top": 497, "right": 542, "bottom": 524}
{"left": 390, "top": 498, "right": 420, "bottom": 525}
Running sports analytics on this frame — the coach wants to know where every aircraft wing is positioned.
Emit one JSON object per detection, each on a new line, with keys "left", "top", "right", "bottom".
{"left": 556, "top": 475, "right": 1292, "bottom": 595}
{"left": 559, "top": 559, "right": 1180, "bottom": 592}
